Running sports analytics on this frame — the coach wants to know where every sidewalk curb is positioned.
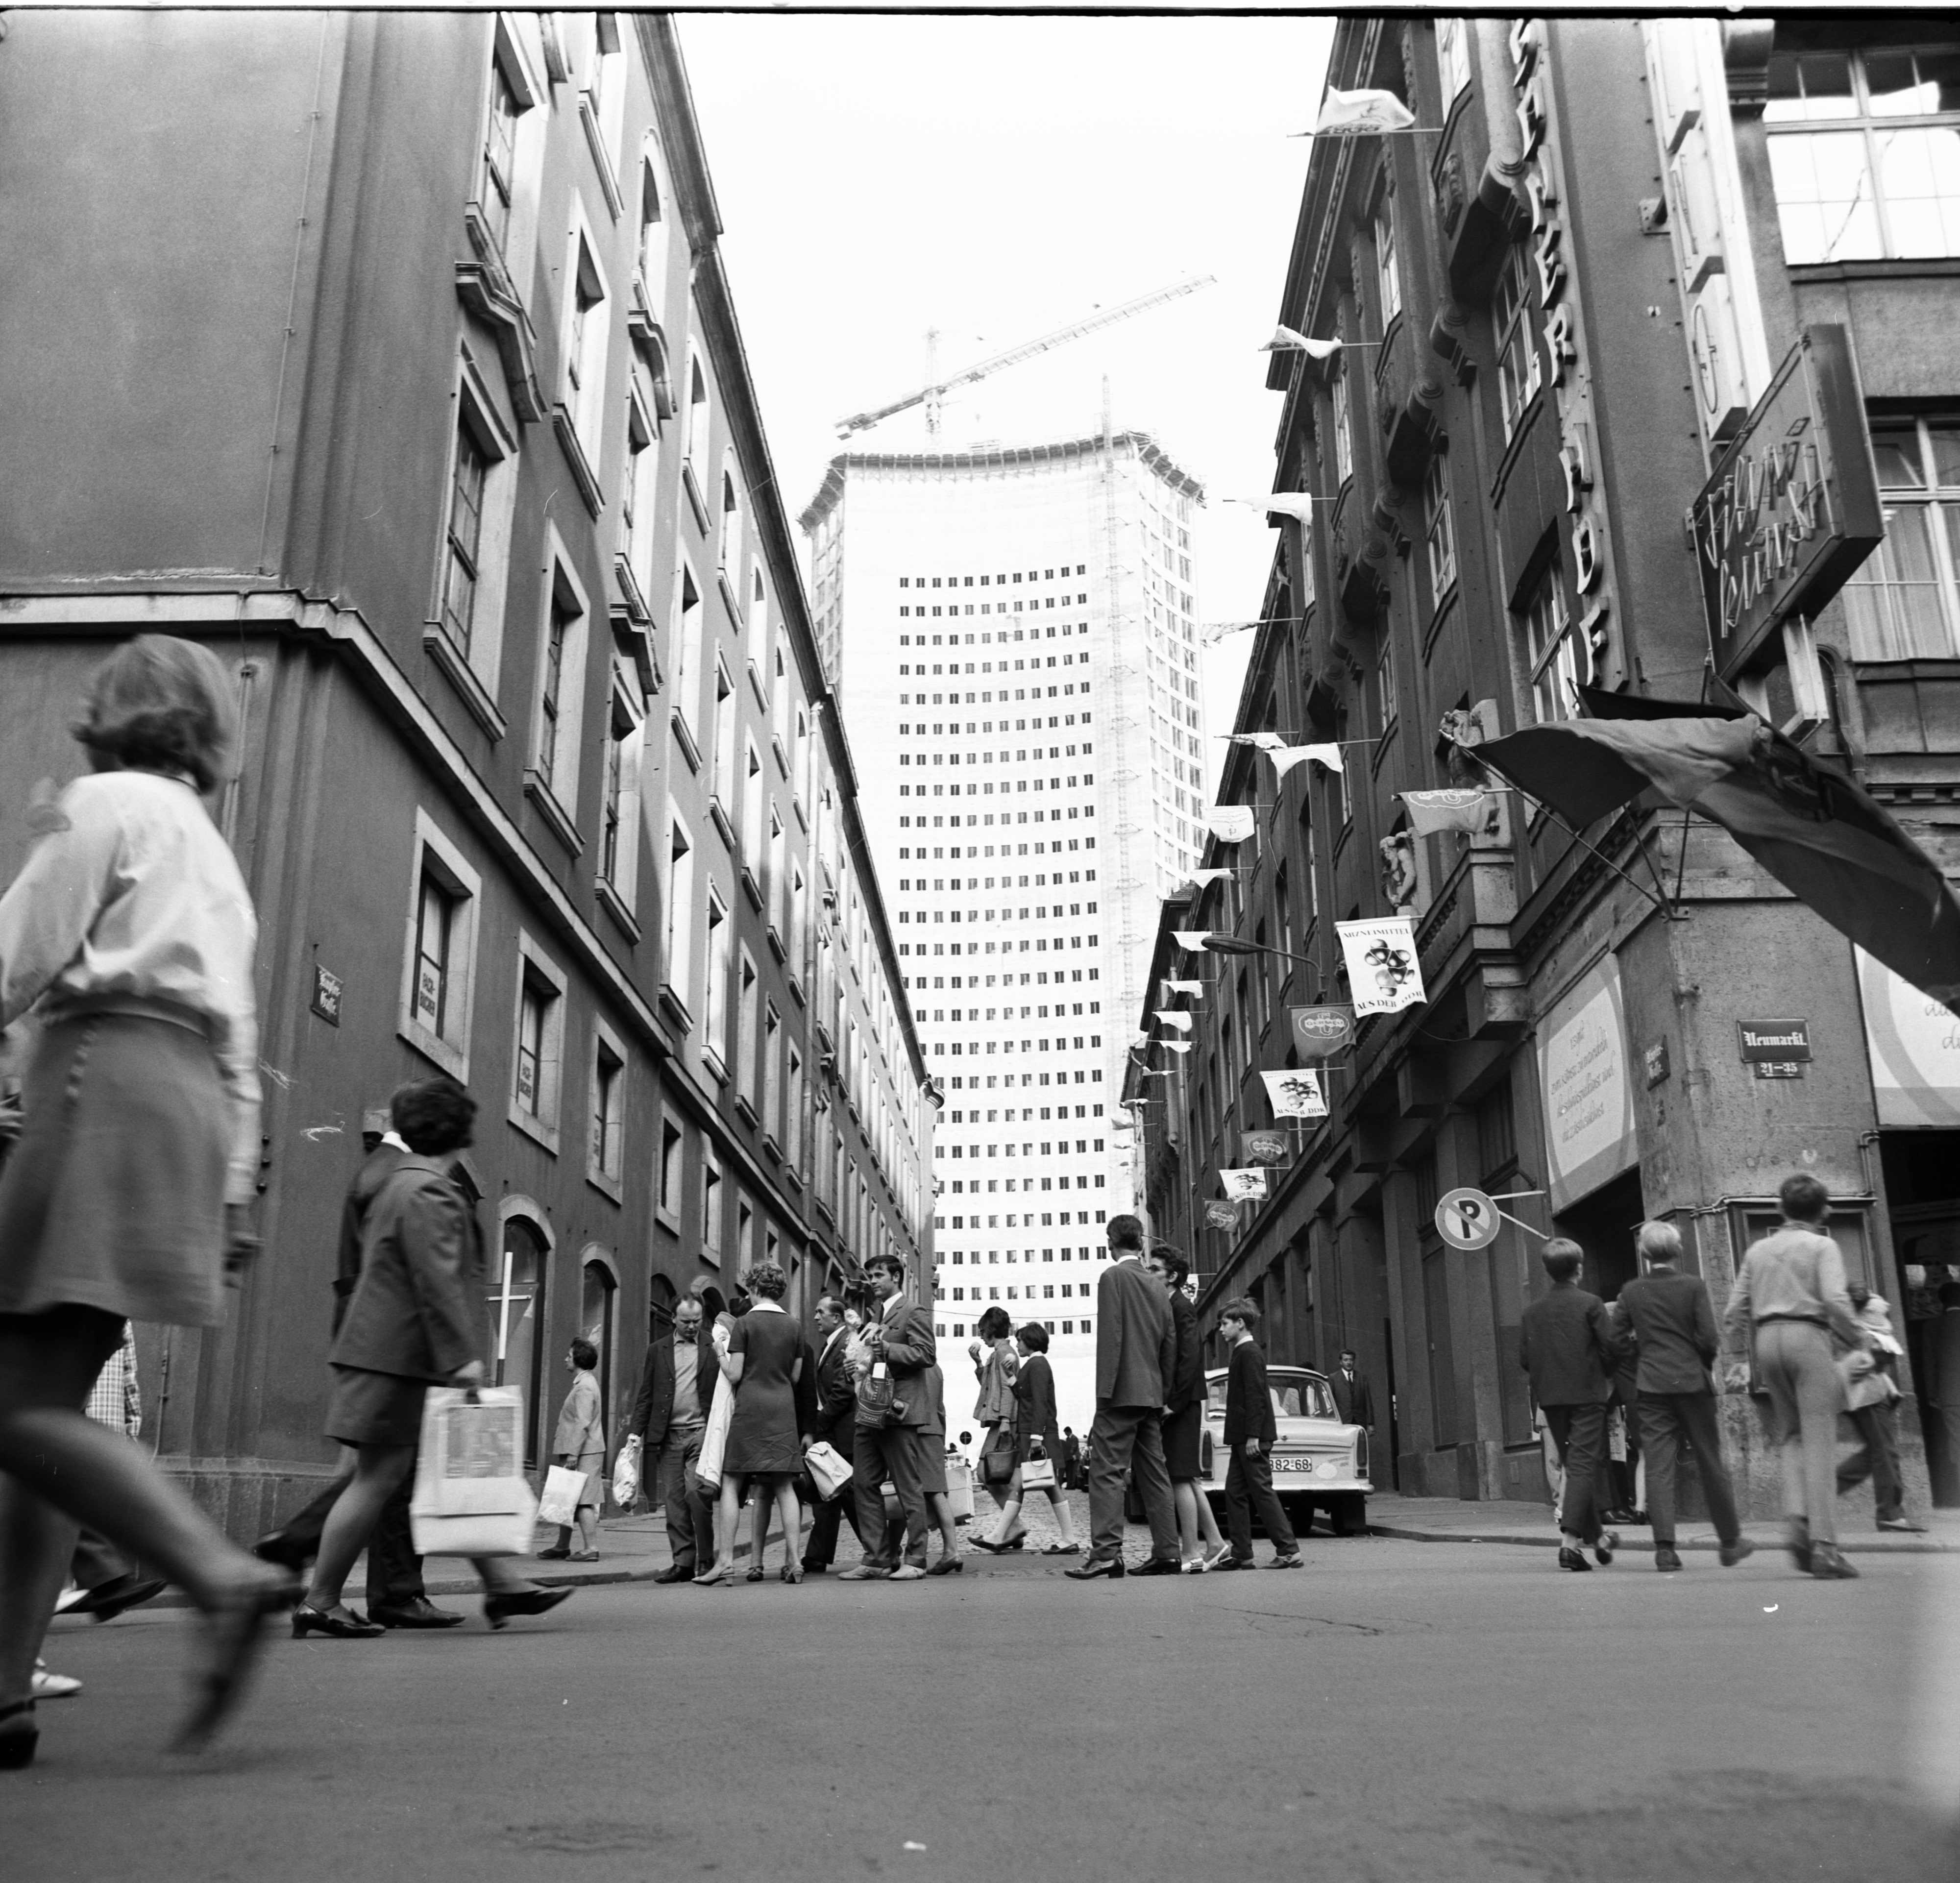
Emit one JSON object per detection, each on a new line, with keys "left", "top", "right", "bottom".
{"left": 1365, "top": 1522, "right": 1956, "bottom": 1555}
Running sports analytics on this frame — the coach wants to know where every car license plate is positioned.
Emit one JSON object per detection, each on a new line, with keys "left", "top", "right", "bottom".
{"left": 1272, "top": 1455, "right": 1315, "bottom": 1473}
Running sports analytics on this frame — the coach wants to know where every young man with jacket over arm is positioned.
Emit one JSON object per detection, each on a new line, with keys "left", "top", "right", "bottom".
{"left": 839, "top": 1254, "right": 936, "bottom": 1582}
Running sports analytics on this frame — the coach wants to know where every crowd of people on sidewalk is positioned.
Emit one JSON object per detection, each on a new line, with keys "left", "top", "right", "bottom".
{"left": 0, "top": 636, "right": 1940, "bottom": 1781}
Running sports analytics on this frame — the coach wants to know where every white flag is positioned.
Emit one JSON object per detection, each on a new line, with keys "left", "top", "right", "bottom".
{"left": 1262, "top": 1067, "right": 1328, "bottom": 1119}
{"left": 1224, "top": 493, "right": 1317, "bottom": 520}
{"left": 1220, "top": 1168, "right": 1270, "bottom": 1201}
{"left": 1173, "top": 930, "right": 1214, "bottom": 953}
{"left": 1160, "top": 1039, "right": 1192, "bottom": 1055}
{"left": 1312, "top": 88, "right": 1417, "bottom": 135}
{"left": 1200, "top": 619, "right": 1259, "bottom": 646}
{"left": 1227, "top": 733, "right": 1287, "bottom": 753}
{"left": 1401, "top": 787, "right": 1490, "bottom": 835}
{"left": 1185, "top": 866, "right": 1237, "bottom": 885}
{"left": 1160, "top": 979, "right": 1205, "bottom": 1000}
{"left": 1259, "top": 324, "right": 1343, "bottom": 360}
{"left": 1269, "top": 743, "right": 1344, "bottom": 780}
{"left": 1336, "top": 916, "right": 1426, "bottom": 1017}
{"left": 1154, "top": 1010, "right": 1194, "bottom": 1031}
{"left": 1208, "top": 806, "right": 1256, "bottom": 843}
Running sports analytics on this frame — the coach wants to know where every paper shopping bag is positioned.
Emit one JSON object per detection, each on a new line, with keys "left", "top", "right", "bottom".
{"left": 409, "top": 1386, "right": 538, "bottom": 1558}
{"left": 804, "top": 1441, "right": 852, "bottom": 1502}
{"left": 539, "top": 1464, "right": 587, "bottom": 1528}
{"left": 612, "top": 1433, "right": 643, "bottom": 1508}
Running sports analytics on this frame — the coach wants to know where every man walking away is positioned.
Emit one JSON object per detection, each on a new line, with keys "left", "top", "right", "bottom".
{"left": 839, "top": 1254, "right": 936, "bottom": 1582}
{"left": 1519, "top": 1240, "right": 1628, "bottom": 1572}
{"left": 1616, "top": 1222, "right": 1754, "bottom": 1572}
{"left": 625, "top": 1293, "right": 714, "bottom": 1584}
{"left": 1215, "top": 1299, "right": 1302, "bottom": 1571}
{"left": 1837, "top": 1285, "right": 1925, "bottom": 1532}
{"left": 800, "top": 1293, "right": 864, "bottom": 1574}
{"left": 1724, "top": 1174, "right": 1870, "bottom": 1579}
{"left": 1066, "top": 1215, "right": 1179, "bottom": 1582}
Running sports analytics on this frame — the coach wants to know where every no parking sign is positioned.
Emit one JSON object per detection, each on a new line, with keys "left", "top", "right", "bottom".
{"left": 1434, "top": 1188, "right": 1501, "bottom": 1250}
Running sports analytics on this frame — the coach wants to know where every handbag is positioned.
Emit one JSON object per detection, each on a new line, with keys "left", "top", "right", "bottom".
{"left": 612, "top": 1433, "right": 642, "bottom": 1509}
{"left": 804, "top": 1440, "right": 852, "bottom": 1501}
{"left": 855, "top": 1359, "right": 906, "bottom": 1429}
{"left": 1019, "top": 1455, "right": 1056, "bottom": 1491}
{"left": 539, "top": 1463, "right": 588, "bottom": 1528}
{"left": 980, "top": 1421, "right": 1017, "bottom": 1485}
{"left": 409, "top": 1386, "right": 538, "bottom": 1558}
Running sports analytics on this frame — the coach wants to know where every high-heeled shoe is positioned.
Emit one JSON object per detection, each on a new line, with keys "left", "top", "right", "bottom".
{"left": 780, "top": 1563, "right": 804, "bottom": 1584}
{"left": 746, "top": 1564, "right": 766, "bottom": 1583}
{"left": 291, "top": 1604, "right": 385, "bottom": 1640}
{"left": 483, "top": 1585, "right": 575, "bottom": 1631}
{"left": 175, "top": 1571, "right": 304, "bottom": 1752}
{"left": 926, "top": 1555, "right": 963, "bottom": 1576}
{"left": 0, "top": 1699, "right": 38, "bottom": 1771}
{"left": 691, "top": 1562, "right": 736, "bottom": 1587}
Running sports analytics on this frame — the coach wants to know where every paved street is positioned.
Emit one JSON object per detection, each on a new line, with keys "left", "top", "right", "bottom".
{"left": 14, "top": 1526, "right": 1958, "bottom": 1883}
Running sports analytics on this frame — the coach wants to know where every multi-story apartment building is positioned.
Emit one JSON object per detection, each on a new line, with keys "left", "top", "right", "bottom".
{"left": 801, "top": 435, "right": 1208, "bottom": 1428}
{"left": 0, "top": 10, "right": 930, "bottom": 1534}
{"left": 1131, "top": 15, "right": 1959, "bottom": 1514}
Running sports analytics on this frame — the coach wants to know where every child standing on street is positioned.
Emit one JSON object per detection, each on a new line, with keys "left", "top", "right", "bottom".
{"left": 1217, "top": 1299, "right": 1302, "bottom": 1571}
{"left": 542, "top": 1340, "right": 605, "bottom": 1563}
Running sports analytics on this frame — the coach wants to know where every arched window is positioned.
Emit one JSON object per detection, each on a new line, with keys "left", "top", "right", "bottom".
{"left": 648, "top": 1271, "right": 678, "bottom": 1337}
{"left": 490, "top": 1208, "right": 552, "bottom": 1469}
{"left": 581, "top": 1252, "right": 618, "bottom": 1439}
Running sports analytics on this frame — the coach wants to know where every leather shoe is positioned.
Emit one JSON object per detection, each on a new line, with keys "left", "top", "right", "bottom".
{"left": 887, "top": 1565, "right": 928, "bottom": 1581}
{"left": 1877, "top": 1516, "right": 1927, "bottom": 1533}
{"left": 836, "top": 1565, "right": 890, "bottom": 1581}
{"left": 652, "top": 1564, "right": 695, "bottom": 1585}
{"left": 292, "top": 1604, "right": 384, "bottom": 1639}
{"left": 484, "top": 1585, "right": 575, "bottom": 1631}
{"left": 1718, "top": 1539, "right": 1756, "bottom": 1567}
{"left": 251, "top": 1530, "right": 313, "bottom": 1574}
{"left": 1558, "top": 1547, "right": 1592, "bottom": 1572}
{"left": 1809, "top": 1541, "right": 1859, "bottom": 1580}
{"left": 1654, "top": 1546, "right": 1683, "bottom": 1572}
{"left": 1593, "top": 1531, "right": 1619, "bottom": 1566}
{"left": 369, "top": 1597, "right": 464, "bottom": 1629}
{"left": 1063, "top": 1556, "right": 1124, "bottom": 1581}
{"left": 64, "top": 1572, "right": 169, "bottom": 1622}
{"left": 1130, "top": 1558, "right": 1180, "bottom": 1576}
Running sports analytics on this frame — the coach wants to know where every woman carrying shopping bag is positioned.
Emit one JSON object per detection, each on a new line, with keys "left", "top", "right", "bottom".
{"left": 539, "top": 1340, "right": 606, "bottom": 1562}
{"left": 974, "top": 1324, "right": 1078, "bottom": 1555}
{"left": 966, "top": 1307, "right": 1024, "bottom": 1548}
{"left": 294, "top": 1077, "right": 574, "bottom": 1636}
{"left": 0, "top": 637, "right": 300, "bottom": 1767}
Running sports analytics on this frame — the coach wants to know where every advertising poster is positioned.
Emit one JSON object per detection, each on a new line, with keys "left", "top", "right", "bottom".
{"left": 1857, "top": 946, "right": 1960, "bottom": 1127}
{"left": 1536, "top": 956, "right": 1638, "bottom": 1213}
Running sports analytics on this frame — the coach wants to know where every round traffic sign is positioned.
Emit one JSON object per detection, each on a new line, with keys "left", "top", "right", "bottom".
{"left": 1435, "top": 1187, "right": 1500, "bottom": 1250}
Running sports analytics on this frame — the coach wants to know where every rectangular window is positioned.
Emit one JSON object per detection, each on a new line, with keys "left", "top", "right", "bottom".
{"left": 742, "top": 738, "right": 764, "bottom": 864}
{"left": 1766, "top": 47, "right": 1960, "bottom": 263}
{"left": 621, "top": 384, "right": 657, "bottom": 605}
{"left": 1437, "top": 16, "right": 1472, "bottom": 100}
{"left": 399, "top": 810, "right": 481, "bottom": 1080}
{"left": 589, "top": 1034, "right": 625, "bottom": 1188}
{"left": 1331, "top": 364, "right": 1354, "bottom": 483}
{"left": 659, "top": 1116, "right": 683, "bottom": 1215}
{"left": 1424, "top": 451, "right": 1457, "bottom": 598}
{"left": 673, "top": 561, "right": 704, "bottom": 743}
{"left": 1377, "top": 637, "right": 1398, "bottom": 733}
{"left": 441, "top": 422, "right": 489, "bottom": 660}
{"left": 684, "top": 355, "right": 710, "bottom": 489}
{"left": 712, "top": 663, "right": 737, "bottom": 812}
{"left": 481, "top": 59, "right": 520, "bottom": 251}
{"left": 736, "top": 952, "right": 760, "bottom": 1108}
{"left": 1492, "top": 245, "right": 1542, "bottom": 441}
{"left": 785, "top": 1046, "right": 804, "bottom": 1168}
{"left": 598, "top": 679, "right": 643, "bottom": 906}
{"left": 704, "top": 892, "right": 732, "bottom": 1072}
{"left": 762, "top": 1003, "right": 782, "bottom": 1144}
{"left": 1841, "top": 417, "right": 1960, "bottom": 659}
{"left": 665, "top": 819, "right": 696, "bottom": 1012}
{"left": 509, "top": 931, "right": 567, "bottom": 1149}
{"left": 1374, "top": 192, "right": 1401, "bottom": 323}
{"left": 637, "top": 158, "right": 667, "bottom": 292}
{"left": 536, "top": 588, "right": 575, "bottom": 792}
{"left": 1521, "top": 564, "right": 1584, "bottom": 724}
{"left": 702, "top": 1156, "right": 722, "bottom": 1265}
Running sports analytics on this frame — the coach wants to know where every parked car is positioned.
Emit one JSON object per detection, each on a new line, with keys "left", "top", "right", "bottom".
{"left": 1198, "top": 1365, "right": 1370, "bottom": 1536}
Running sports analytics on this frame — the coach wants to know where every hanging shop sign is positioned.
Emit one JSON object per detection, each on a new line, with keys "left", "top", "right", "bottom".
{"left": 1205, "top": 1201, "right": 1242, "bottom": 1231}
{"left": 1857, "top": 946, "right": 1960, "bottom": 1128}
{"left": 1241, "top": 1130, "right": 1291, "bottom": 1167}
{"left": 1219, "top": 1168, "right": 1269, "bottom": 1202}
{"left": 1289, "top": 1006, "right": 1355, "bottom": 1057}
{"left": 1262, "top": 1067, "right": 1328, "bottom": 1119}
{"left": 1335, "top": 919, "right": 1425, "bottom": 1018}
{"left": 1537, "top": 956, "right": 1638, "bottom": 1213}
{"left": 1687, "top": 323, "right": 1883, "bottom": 682}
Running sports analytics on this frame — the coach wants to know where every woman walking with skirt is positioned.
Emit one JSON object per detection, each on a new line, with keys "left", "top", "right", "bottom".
{"left": 0, "top": 637, "right": 300, "bottom": 1767}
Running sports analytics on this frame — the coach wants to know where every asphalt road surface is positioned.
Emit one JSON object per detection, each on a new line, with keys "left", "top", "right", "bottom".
{"left": 11, "top": 1534, "right": 1957, "bottom": 1883}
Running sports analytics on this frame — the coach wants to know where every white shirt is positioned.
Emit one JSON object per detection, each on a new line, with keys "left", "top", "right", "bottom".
{"left": 0, "top": 770, "right": 260, "bottom": 1202}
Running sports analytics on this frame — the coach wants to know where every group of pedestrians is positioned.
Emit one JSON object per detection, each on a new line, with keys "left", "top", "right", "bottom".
{"left": 1522, "top": 1174, "right": 1922, "bottom": 1580}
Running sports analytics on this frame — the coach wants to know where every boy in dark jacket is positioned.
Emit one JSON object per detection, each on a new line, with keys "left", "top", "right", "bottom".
{"left": 1217, "top": 1298, "right": 1301, "bottom": 1571}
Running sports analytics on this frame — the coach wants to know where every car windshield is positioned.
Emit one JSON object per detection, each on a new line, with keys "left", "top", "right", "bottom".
{"left": 1205, "top": 1369, "right": 1336, "bottom": 1420}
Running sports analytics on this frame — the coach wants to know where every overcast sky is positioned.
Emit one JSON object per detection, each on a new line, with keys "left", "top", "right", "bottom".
{"left": 677, "top": 13, "right": 1335, "bottom": 788}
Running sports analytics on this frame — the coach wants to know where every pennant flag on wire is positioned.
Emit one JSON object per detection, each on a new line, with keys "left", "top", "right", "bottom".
{"left": 1154, "top": 1010, "right": 1194, "bottom": 1032}
{"left": 1335, "top": 916, "right": 1426, "bottom": 1017}
{"left": 1201, "top": 620, "right": 1260, "bottom": 646}
{"left": 1228, "top": 732, "right": 1289, "bottom": 752}
{"left": 1220, "top": 1168, "right": 1270, "bottom": 1202}
{"left": 1161, "top": 979, "right": 1205, "bottom": 1001}
{"left": 1262, "top": 1067, "right": 1328, "bottom": 1119}
{"left": 1472, "top": 688, "right": 1960, "bottom": 1003}
{"left": 1400, "top": 787, "right": 1490, "bottom": 835}
{"left": 1270, "top": 743, "right": 1344, "bottom": 780}
{"left": 1223, "top": 492, "right": 1318, "bottom": 521}
{"left": 1173, "top": 931, "right": 1214, "bottom": 954}
{"left": 1160, "top": 1039, "right": 1192, "bottom": 1054}
{"left": 1208, "top": 806, "right": 1257, "bottom": 843}
{"left": 1259, "top": 324, "right": 1343, "bottom": 360}
{"left": 1205, "top": 1200, "right": 1242, "bottom": 1231}
{"left": 1184, "top": 866, "right": 1236, "bottom": 886}
{"left": 1308, "top": 88, "right": 1418, "bottom": 136}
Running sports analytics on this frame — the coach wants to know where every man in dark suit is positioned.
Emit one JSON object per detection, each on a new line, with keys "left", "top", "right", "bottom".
{"left": 1617, "top": 1221, "right": 1754, "bottom": 1572}
{"left": 625, "top": 1292, "right": 714, "bottom": 1583}
{"left": 1330, "top": 1350, "right": 1374, "bottom": 1434}
{"left": 1067, "top": 1216, "right": 1179, "bottom": 1581}
{"left": 1519, "top": 1239, "right": 1630, "bottom": 1572}
{"left": 253, "top": 1103, "right": 461, "bottom": 1627}
{"left": 1061, "top": 1428, "right": 1082, "bottom": 1491}
{"left": 840, "top": 1254, "right": 937, "bottom": 1581}
{"left": 800, "top": 1292, "right": 863, "bottom": 1574}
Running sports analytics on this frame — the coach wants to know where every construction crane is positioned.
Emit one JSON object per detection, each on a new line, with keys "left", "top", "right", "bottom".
{"left": 833, "top": 275, "right": 1216, "bottom": 440}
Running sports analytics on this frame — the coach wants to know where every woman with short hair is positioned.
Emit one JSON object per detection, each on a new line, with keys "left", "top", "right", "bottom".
{"left": 699, "top": 1261, "right": 805, "bottom": 1585}
{"left": 0, "top": 636, "right": 300, "bottom": 1766}
{"left": 967, "top": 1305, "right": 1023, "bottom": 1546}
{"left": 975, "top": 1323, "right": 1078, "bottom": 1555}
{"left": 1147, "top": 1246, "right": 1232, "bottom": 1572}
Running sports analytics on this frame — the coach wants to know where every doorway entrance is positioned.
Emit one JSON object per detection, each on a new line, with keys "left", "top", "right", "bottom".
{"left": 1551, "top": 1168, "right": 1646, "bottom": 1305}
{"left": 1881, "top": 1129, "right": 1960, "bottom": 1505}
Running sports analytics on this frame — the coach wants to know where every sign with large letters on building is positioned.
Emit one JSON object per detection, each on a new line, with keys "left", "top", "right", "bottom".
{"left": 1537, "top": 956, "right": 1639, "bottom": 1214}
{"left": 1688, "top": 323, "right": 1884, "bottom": 682}
{"left": 1857, "top": 946, "right": 1960, "bottom": 1128}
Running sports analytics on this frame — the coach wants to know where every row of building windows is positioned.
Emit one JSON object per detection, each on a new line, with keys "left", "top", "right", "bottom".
{"left": 900, "top": 566, "right": 1087, "bottom": 587}
{"left": 940, "top": 1209, "right": 1107, "bottom": 1229}
{"left": 947, "top": 1283, "right": 1091, "bottom": 1301}
{"left": 946, "top": 1137, "right": 1106, "bottom": 1158}
{"left": 944, "top": 1245, "right": 1103, "bottom": 1263}
{"left": 936, "top": 1070, "right": 1106, "bottom": 1090}
{"left": 946, "top": 1102, "right": 1102, "bottom": 1123}
{"left": 901, "top": 657, "right": 1090, "bottom": 681}
{"left": 899, "top": 598, "right": 1087, "bottom": 617}
{"left": 939, "top": 1320, "right": 1093, "bottom": 1338}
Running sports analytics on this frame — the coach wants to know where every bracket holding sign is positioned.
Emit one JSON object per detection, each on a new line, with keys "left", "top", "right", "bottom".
{"left": 1434, "top": 1186, "right": 1548, "bottom": 1250}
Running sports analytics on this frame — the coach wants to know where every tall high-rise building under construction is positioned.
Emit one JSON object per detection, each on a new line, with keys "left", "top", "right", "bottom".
{"left": 801, "top": 431, "right": 1209, "bottom": 1429}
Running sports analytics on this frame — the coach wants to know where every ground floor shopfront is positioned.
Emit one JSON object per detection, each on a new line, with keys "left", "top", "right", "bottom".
{"left": 1183, "top": 819, "right": 1948, "bottom": 1517}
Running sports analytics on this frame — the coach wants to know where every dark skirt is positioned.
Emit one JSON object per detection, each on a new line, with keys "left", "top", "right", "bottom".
{"left": 1162, "top": 1401, "right": 1204, "bottom": 1480}
{"left": 325, "top": 1365, "right": 430, "bottom": 1447}
{"left": 914, "top": 1429, "right": 949, "bottom": 1497}
{"left": 0, "top": 1013, "right": 229, "bottom": 1327}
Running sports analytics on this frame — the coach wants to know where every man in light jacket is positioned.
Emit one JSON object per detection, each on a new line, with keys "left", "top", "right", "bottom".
{"left": 840, "top": 1254, "right": 937, "bottom": 1581}
{"left": 1067, "top": 1216, "right": 1179, "bottom": 1581}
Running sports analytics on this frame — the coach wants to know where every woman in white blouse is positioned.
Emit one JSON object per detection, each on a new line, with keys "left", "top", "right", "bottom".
{"left": 0, "top": 636, "right": 297, "bottom": 1769}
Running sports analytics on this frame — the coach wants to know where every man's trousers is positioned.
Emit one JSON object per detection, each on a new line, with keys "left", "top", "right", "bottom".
{"left": 1084, "top": 1403, "right": 1178, "bottom": 1563}
{"left": 1541, "top": 1403, "right": 1608, "bottom": 1545}
{"left": 1637, "top": 1391, "right": 1740, "bottom": 1547}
